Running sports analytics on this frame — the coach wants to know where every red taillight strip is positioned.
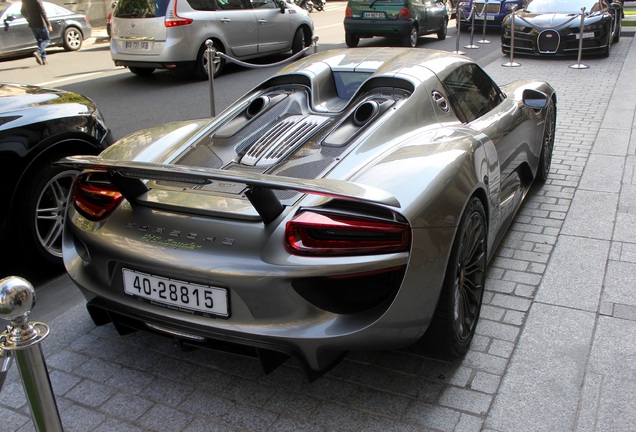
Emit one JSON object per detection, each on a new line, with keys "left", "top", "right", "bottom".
{"left": 285, "top": 211, "right": 411, "bottom": 256}
{"left": 165, "top": 0, "right": 193, "bottom": 27}
{"left": 72, "top": 177, "right": 124, "bottom": 221}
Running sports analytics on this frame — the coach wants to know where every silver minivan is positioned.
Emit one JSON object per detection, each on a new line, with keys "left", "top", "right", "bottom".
{"left": 110, "top": 0, "right": 314, "bottom": 78}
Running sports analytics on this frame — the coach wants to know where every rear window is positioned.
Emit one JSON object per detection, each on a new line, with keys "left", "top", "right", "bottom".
{"left": 333, "top": 72, "right": 372, "bottom": 99}
{"left": 114, "top": 0, "right": 171, "bottom": 18}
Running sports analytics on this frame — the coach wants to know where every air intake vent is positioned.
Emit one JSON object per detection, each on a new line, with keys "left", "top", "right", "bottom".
{"left": 240, "top": 115, "right": 329, "bottom": 167}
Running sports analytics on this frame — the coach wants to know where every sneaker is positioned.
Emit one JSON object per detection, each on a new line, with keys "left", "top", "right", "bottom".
{"left": 33, "top": 51, "right": 43, "bottom": 65}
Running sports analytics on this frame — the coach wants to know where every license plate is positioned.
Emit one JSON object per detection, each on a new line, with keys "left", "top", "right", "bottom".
{"left": 123, "top": 268, "right": 229, "bottom": 317}
{"left": 363, "top": 12, "right": 386, "bottom": 19}
{"left": 475, "top": 14, "right": 495, "bottom": 20}
{"left": 125, "top": 41, "right": 150, "bottom": 50}
{"left": 576, "top": 32, "right": 595, "bottom": 39}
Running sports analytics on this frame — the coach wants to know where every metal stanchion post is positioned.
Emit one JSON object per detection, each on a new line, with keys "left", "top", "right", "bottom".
{"left": 206, "top": 40, "right": 217, "bottom": 118}
{"left": 0, "top": 276, "right": 63, "bottom": 432}
{"left": 478, "top": 0, "right": 490, "bottom": 44}
{"left": 464, "top": 3, "right": 479, "bottom": 49}
{"left": 570, "top": 7, "right": 590, "bottom": 69}
{"left": 502, "top": 4, "right": 521, "bottom": 67}
{"left": 453, "top": 2, "right": 466, "bottom": 54}
{"left": 312, "top": 35, "right": 319, "bottom": 54}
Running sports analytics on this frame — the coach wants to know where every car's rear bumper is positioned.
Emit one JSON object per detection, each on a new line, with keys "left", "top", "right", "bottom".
{"left": 344, "top": 18, "right": 415, "bottom": 37}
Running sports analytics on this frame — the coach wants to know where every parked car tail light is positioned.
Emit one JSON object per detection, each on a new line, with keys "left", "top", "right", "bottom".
{"left": 345, "top": 6, "right": 352, "bottom": 18}
{"left": 398, "top": 8, "right": 411, "bottom": 19}
{"left": 285, "top": 211, "right": 411, "bottom": 256}
{"left": 165, "top": 0, "right": 193, "bottom": 27}
{"left": 71, "top": 175, "right": 123, "bottom": 221}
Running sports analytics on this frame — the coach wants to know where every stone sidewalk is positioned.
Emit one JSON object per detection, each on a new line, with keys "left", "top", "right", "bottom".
{"left": 2, "top": 34, "right": 636, "bottom": 432}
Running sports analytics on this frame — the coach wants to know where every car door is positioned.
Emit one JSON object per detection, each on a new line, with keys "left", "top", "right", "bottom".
{"left": 441, "top": 63, "right": 541, "bottom": 235}
{"left": 250, "top": 0, "right": 291, "bottom": 54}
{"left": 407, "top": 0, "right": 444, "bottom": 33}
{"left": 42, "top": 3, "right": 66, "bottom": 44}
{"left": 421, "top": 0, "right": 446, "bottom": 32}
{"left": 215, "top": 0, "right": 259, "bottom": 57}
{"left": 1, "top": 3, "right": 35, "bottom": 54}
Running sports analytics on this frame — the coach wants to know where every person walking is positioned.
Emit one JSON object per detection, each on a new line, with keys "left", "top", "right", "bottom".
{"left": 21, "top": 0, "right": 52, "bottom": 65}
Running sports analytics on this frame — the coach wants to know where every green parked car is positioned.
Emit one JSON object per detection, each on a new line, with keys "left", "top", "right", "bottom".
{"left": 344, "top": 0, "right": 449, "bottom": 47}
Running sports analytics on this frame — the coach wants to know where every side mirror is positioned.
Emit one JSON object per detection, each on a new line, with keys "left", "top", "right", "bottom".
{"left": 275, "top": 0, "right": 286, "bottom": 13}
{"left": 522, "top": 89, "right": 548, "bottom": 109}
{"left": 609, "top": 2, "right": 621, "bottom": 10}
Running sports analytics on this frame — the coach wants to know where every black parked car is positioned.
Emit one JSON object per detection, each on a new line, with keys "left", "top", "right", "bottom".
{"left": 1, "top": 1, "right": 92, "bottom": 59}
{"left": 502, "top": 0, "right": 622, "bottom": 58}
{"left": 0, "top": 83, "right": 113, "bottom": 268}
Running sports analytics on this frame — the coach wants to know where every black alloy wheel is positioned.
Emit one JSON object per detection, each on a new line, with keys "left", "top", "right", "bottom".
{"left": 427, "top": 197, "right": 487, "bottom": 356}
{"left": 537, "top": 98, "right": 556, "bottom": 183}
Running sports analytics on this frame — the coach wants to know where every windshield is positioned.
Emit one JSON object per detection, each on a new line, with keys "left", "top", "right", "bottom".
{"left": 525, "top": 0, "right": 604, "bottom": 14}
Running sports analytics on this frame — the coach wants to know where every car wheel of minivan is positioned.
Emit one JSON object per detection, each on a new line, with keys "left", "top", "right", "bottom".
{"left": 403, "top": 26, "right": 418, "bottom": 47}
{"left": 345, "top": 32, "right": 359, "bottom": 48}
{"left": 194, "top": 40, "right": 225, "bottom": 80}
{"left": 129, "top": 67, "right": 155, "bottom": 76}
{"left": 437, "top": 18, "right": 448, "bottom": 40}
{"left": 63, "top": 27, "right": 83, "bottom": 51}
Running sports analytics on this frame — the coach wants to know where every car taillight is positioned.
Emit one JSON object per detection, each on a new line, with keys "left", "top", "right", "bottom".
{"left": 165, "top": 0, "right": 193, "bottom": 27}
{"left": 398, "top": 8, "right": 411, "bottom": 19}
{"left": 285, "top": 211, "right": 411, "bottom": 256}
{"left": 72, "top": 176, "right": 123, "bottom": 221}
{"left": 345, "top": 7, "right": 352, "bottom": 18}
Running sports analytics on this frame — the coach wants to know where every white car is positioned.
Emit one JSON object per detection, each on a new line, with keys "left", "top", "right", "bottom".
{"left": 110, "top": 0, "right": 314, "bottom": 78}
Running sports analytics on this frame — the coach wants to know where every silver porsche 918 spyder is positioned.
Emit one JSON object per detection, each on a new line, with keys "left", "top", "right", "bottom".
{"left": 59, "top": 48, "right": 556, "bottom": 379}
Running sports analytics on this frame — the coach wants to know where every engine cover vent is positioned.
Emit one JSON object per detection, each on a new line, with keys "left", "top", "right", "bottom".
{"left": 240, "top": 115, "right": 329, "bottom": 167}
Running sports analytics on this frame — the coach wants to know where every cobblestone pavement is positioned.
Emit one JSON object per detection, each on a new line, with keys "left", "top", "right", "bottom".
{"left": 2, "top": 31, "right": 635, "bottom": 432}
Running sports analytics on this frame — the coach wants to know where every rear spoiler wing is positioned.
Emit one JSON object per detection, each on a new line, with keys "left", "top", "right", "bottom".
{"left": 57, "top": 156, "right": 401, "bottom": 224}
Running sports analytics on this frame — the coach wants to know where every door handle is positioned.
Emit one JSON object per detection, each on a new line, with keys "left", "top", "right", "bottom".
{"left": 220, "top": 18, "right": 231, "bottom": 23}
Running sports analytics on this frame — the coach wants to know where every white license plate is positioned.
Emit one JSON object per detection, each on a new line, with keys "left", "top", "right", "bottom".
{"left": 475, "top": 14, "right": 495, "bottom": 20}
{"left": 363, "top": 12, "right": 386, "bottom": 19}
{"left": 576, "top": 32, "right": 595, "bottom": 39}
{"left": 123, "top": 268, "right": 229, "bottom": 317}
{"left": 125, "top": 41, "right": 150, "bottom": 50}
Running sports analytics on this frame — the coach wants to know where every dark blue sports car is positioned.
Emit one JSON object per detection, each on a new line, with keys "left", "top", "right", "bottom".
{"left": 459, "top": 0, "right": 525, "bottom": 28}
{"left": 501, "top": 0, "right": 622, "bottom": 57}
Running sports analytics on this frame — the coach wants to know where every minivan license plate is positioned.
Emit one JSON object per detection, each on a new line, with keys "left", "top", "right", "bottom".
{"left": 123, "top": 268, "right": 229, "bottom": 317}
{"left": 125, "top": 41, "right": 150, "bottom": 50}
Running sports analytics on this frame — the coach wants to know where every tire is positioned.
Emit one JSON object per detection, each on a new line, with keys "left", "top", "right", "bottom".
{"left": 194, "top": 39, "right": 225, "bottom": 80}
{"left": 427, "top": 197, "right": 487, "bottom": 357}
{"left": 536, "top": 98, "right": 556, "bottom": 183}
{"left": 15, "top": 157, "right": 79, "bottom": 267}
{"left": 129, "top": 67, "right": 155, "bottom": 76}
{"left": 345, "top": 32, "right": 359, "bottom": 48}
{"left": 602, "top": 25, "right": 612, "bottom": 58}
{"left": 613, "top": 20, "right": 621, "bottom": 43}
{"left": 62, "top": 27, "right": 83, "bottom": 51}
{"left": 437, "top": 18, "right": 448, "bottom": 40}
{"left": 292, "top": 28, "right": 305, "bottom": 55}
{"left": 403, "top": 26, "right": 418, "bottom": 47}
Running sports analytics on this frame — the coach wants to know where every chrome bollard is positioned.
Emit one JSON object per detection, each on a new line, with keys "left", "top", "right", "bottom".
{"left": 453, "top": 2, "right": 466, "bottom": 54}
{"left": 0, "top": 276, "right": 63, "bottom": 432}
{"left": 570, "top": 7, "right": 590, "bottom": 69}
{"left": 206, "top": 40, "right": 217, "bottom": 118}
{"left": 312, "top": 35, "right": 319, "bottom": 54}
{"left": 502, "top": 4, "right": 521, "bottom": 67}
{"left": 478, "top": 0, "right": 490, "bottom": 44}
{"left": 464, "top": 3, "right": 479, "bottom": 49}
